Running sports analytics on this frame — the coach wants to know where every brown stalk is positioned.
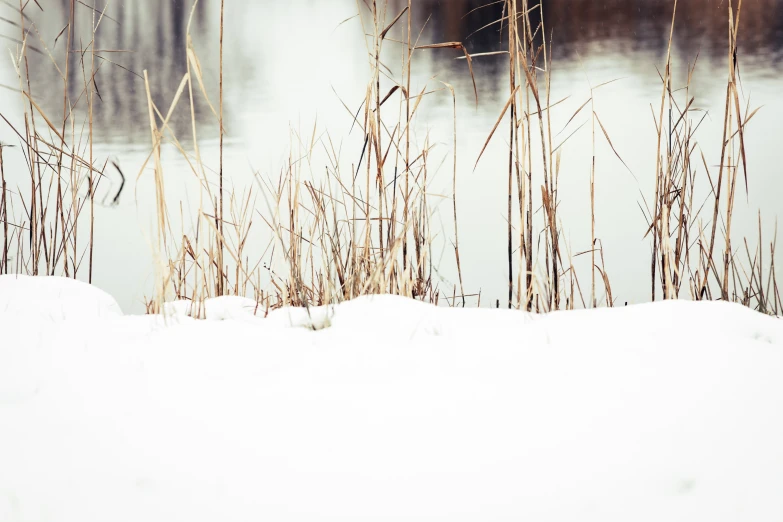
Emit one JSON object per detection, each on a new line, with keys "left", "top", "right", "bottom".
{"left": 403, "top": 0, "right": 411, "bottom": 272}
{"left": 701, "top": 1, "right": 741, "bottom": 301}
{"left": 651, "top": 0, "right": 678, "bottom": 301}
{"left": 0, "top": 144, "right": 6, "bottom": 274}
{"left": 218, "top": 0, "right": 225, "bottom": 295}
{"left": 507, "top": 0, "right": 517, "bottom": 308}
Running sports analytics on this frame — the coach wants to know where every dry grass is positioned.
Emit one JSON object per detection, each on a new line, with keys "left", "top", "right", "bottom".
{"left": 0, "top": 0, "right": 104, "bottom": 279}
{"left": 0, "top": 0, "right": 779, "bottom": 317}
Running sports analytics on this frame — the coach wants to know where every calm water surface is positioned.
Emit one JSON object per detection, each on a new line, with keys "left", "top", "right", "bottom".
{"left": 1, "top": 0, "right": 782, "bottom": 312}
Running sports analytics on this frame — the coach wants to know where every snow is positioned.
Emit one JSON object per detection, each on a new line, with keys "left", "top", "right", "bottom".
{"left": 0, "top": 275, "right": 123, "bottom": 320}
{"left": 1, "top": 277, "right": 783, "bottom": 521}
{"left": 164, "top": 296, "right": 260, "bottom": 321}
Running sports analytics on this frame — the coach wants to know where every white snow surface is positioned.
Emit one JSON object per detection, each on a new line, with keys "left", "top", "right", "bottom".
{"left": 1, "top": 276, "right": 783, "bottom": 521}
{"left": 0, "top": 275, "right": 123, "bottom": 320}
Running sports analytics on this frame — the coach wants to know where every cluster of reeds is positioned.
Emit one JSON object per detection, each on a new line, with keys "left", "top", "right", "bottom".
{"left": 140, "top": 0, "right": 470, "bottom": 315}
{"left": 1, "top": 0, "right": 779, "bottom": 316}
{"left": 648, "top": 0, "right": 781, "bottom": 314}
{"left": 470, "top": 0, "right": 778, "bottom": 313}
{"left": 0, "top": 0, "right": 109, "bottom": 281}
{"left": 473, "top": 0, "right": 621, "bottom": 311}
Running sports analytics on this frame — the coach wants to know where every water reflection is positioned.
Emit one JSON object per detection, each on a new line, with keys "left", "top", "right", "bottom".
{"left": 419, "top": 0, "right": 783, "bottom": 61}
{"left": 14, "top": 0, "right": 783, "bottom": 143}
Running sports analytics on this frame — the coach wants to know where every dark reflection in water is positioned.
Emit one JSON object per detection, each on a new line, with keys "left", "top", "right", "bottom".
{"left": 9, "top": 0, "right": 212, "bottom": 141}
{"left": 420, "top": 0, "right": 783, "bottom": 61}
{"left": 9, "top": 0, "right": 783, "bottom": 142}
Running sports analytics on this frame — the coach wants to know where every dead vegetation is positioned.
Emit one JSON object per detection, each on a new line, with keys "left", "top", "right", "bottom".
{"left": 0, "top": 0, "right": 779, "bottom": 317}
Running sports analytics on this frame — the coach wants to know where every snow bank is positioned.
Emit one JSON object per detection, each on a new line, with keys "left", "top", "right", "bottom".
{"left": 1, "top": 277, "right": 783, "bottom": 521}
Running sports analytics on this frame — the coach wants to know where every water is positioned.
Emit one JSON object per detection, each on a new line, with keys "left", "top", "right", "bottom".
{"left": 1, "top": 0, "right": 781, "bottom": 312}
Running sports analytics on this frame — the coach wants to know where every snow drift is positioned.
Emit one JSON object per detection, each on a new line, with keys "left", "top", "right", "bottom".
{"left": 1, "top": 275, "right": 782, "bottom": 521}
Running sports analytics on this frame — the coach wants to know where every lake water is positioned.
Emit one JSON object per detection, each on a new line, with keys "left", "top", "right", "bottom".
{"left": 1, "top": 0, "right": 781, "bottom": 313}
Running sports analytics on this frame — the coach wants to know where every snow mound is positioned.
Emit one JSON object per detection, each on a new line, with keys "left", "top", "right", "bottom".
{"left": 538, "top": 299, "right": 783, "bottom": 345}
{"left": 268, "top": 295, "right": 783, "bottom": 344}
{"left": 0, "top": 275, "right": 122, "bottom": 320}
{"left": 0, "top": 276, "right": 121, "bottom": 403}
